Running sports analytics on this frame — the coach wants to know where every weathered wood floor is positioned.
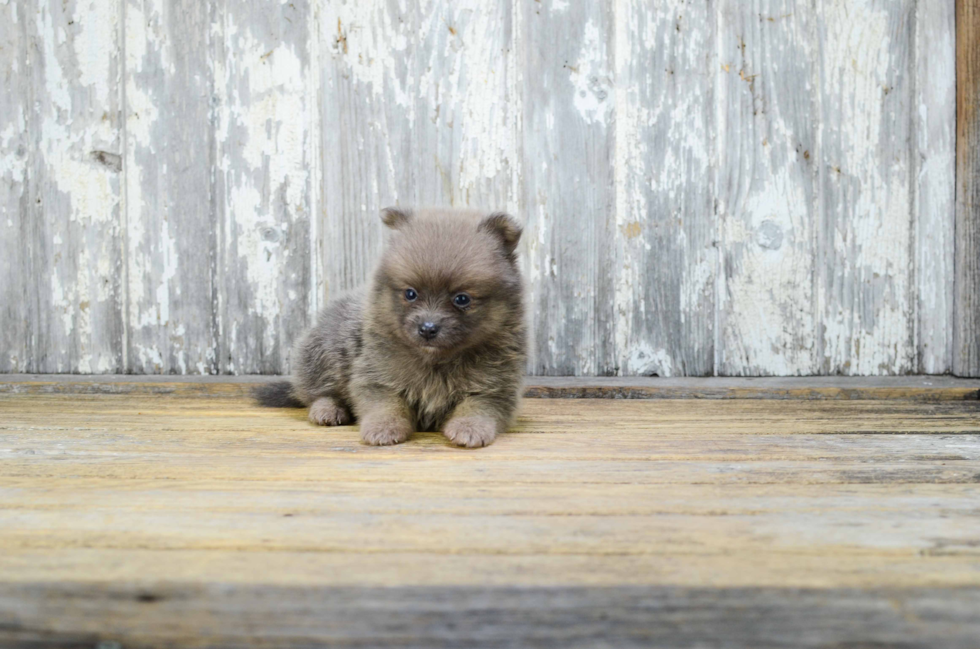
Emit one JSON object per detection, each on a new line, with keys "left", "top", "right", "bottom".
{"left": 1, "top": 381, "right": 979, "bottom": 647}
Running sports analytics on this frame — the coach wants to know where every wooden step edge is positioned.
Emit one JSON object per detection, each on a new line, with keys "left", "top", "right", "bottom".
{"left": 1, "top": 375, "right": 979, "bottom": 401}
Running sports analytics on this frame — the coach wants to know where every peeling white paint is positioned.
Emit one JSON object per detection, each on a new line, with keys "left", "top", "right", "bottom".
{"left": 125, "top": 0, "right": 162, "bottom": 337}
{"left": 613, "top": 0, "right": 714, "bottom": 376}
{"left": 914, "top": 0, "right": 955, "bottom": 373}
{"left": 154, "top": 217, "right": 178, "bottom": 327}
{"left": 0, "top": 120, "right": 26, "bottom": 183}
{"left": 331, "top": 0, "right": 412, "bottom": 108}
{"left": 612, "top": 0, "right": 640, "bottom": 370}
{"left": 5, "top": 0, "right": 956, "bottom": 376}
{"left": 50, "top": 269, "right": 72, "bottom": 339}
{"left": 712, "top": 0, "right": 820, "bottom": 375}
{"left": 217, "top": 9, "right": 311, "bottom": 366}
{"left": 0, "top": 0, "right": 28, "bottom": 373}
{"left": 570, "top": 19, "right": 611, "bottom": 125}
{"left": 72, "top": 1, "right": 116, "bottom": 104}
{"left": 124, "top": 0, "right": 218, "bottom": 374}
{"left": 24, "top": 0, "right": 125, "bottom": 373}
{"left": 720, "top": 161, "right": 815, "bottom": 375}
{"left": 135, "top": 343, "right": 164, "bottom": 372}
{"left": 818, "top": 0, "right": 914, "bottom": 375}
{"left": 416, "top": 1, "right": 516, "bottom": 204}
{"left": 38, "top": 3, "right": 118, "bottom": 231}
{"left": 624, "top": 342, "right": 674, "bottom": 377}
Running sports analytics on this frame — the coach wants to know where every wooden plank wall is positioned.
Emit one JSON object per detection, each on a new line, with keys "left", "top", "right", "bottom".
{"left": 956, "top": 0, "right": 980, "bottom": 376}
{"left": 0, "top": 0, "right": 961, "bottom": 376}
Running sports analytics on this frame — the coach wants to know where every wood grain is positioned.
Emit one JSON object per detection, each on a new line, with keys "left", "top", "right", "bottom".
{"left": 0, "top": 0, "right": 31, "bottom": 372}
{"left": 716, "top": 1, "right": 817, "bottom": 375}
{"left": 817, "top": 0, "right": 917, "bottom": 375}
{"left": 213, "top": 0, "right": 315, "bottom": 374}
{"left": 1, "top": 392, "right": 978, "bottom": 646}
{"left": 3, "top": 375, "right": 980, "bottom": 400}
{"left": 318, "top": 0, "right": 520, "bottom": 299}
{"left": 29, "top": 0, "right": 126, "bottom": 373}
{"left": 614, "top": 0, "right": 714, "bottom": 377}
{"left": 124, "top": 0, "right": 216, "bottom": 373}
{"left": 414, "top": 0, "right": 517, "bottom": 210}
{"left": 521, "top": 0, "right": 616, "bottom": 376}
{"left": 916, "top": 0, "right": 956, "bottom": 373}
{"left": 0, "top": 2, "right": 964, "bottom": 377}
{"left": 956, "top": 0, "right": 980, "bottom": 376}
{"left": 2, "top": 584, "right": 978, "bottom": 649}
{"left": 319, "top": 0, "right": 416, "bottom": 296}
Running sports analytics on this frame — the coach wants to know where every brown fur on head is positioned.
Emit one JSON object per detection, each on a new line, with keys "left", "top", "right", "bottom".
{"left": 369, "top": 207, "right": 523, "bottom": 359}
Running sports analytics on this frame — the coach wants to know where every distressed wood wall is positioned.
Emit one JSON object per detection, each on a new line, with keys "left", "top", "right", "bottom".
{"left": 0, "top": 0, "right": 961, "bottom": 376}
{"left": 956, "top": 0, "right": 980, "bottom": 376}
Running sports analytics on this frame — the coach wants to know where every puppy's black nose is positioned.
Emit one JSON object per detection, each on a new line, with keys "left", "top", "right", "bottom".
{"left": 418, "top": 322, "right": 439, "bottom": 340}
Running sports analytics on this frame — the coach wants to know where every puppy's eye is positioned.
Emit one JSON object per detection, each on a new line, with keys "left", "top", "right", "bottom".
{"left": 453, "top": 293, "right": 471, "bottom": 308}
{"left": 404, "top": 288, "right": 418, "bottom": 302}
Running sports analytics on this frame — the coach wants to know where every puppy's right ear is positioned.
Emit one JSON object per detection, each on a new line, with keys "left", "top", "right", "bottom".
{"left": 479, "top": 211, "right": 522, "bottom": 256}
{"left": 380, "top": 206, "right": 412, "bottom": 230}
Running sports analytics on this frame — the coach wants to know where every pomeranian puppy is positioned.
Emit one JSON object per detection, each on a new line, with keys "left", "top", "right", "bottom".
{"left": 255, "top": 207, "right": 526, "bottom": 448}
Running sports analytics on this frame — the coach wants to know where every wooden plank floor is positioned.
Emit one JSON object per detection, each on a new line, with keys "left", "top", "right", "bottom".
{"left": 1, "top": 388, "right": 980, "bottom": 647}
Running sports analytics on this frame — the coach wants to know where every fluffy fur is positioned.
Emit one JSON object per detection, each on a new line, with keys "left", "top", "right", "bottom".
{"left": 254, "top": 207, "right": 526, "bottom": 448}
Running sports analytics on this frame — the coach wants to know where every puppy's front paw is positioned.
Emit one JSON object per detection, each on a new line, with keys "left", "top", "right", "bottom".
{"left": 443, "top": 416, "right": 498, "bottom": 448}
{"left": 359, "top": 415, "right": 413, "bottom": 446}
{"left": 309, "top": 397, "right": 352, "bottom": 426}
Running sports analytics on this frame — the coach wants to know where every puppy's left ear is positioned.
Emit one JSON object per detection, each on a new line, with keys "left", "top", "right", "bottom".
{"left": 479, "top": 211, "right": 522, "bottom": 256}
{"left": 381, "top": 206, "right": 412, "bottom": 230}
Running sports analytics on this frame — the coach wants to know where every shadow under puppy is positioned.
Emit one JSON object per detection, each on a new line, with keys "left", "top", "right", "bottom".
{"left": 255, "top": 207, "right": 527, "bottom": 448}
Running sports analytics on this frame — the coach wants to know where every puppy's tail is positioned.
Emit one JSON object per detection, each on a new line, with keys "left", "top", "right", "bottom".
{"left": 253, "top": 381, "right": 305, "bottom": 408}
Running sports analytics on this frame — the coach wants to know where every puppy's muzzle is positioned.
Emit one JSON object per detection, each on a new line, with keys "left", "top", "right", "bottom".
{"left": 418, "top": 322, "right": 439, "bottom": 340}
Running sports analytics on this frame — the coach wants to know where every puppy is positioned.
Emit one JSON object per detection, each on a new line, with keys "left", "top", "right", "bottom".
{"left": 255, "top": 207, "right": 526, "bottom": 448}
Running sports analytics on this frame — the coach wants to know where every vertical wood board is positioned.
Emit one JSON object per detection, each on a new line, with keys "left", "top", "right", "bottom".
{"left": 955, "top": 0, "right": 980, "bottom": 376}
{"left": 213, "top": 0, "right": 315, "bottom": 374}
{"left": 28, "top": 0, "right": 126, "bottom": 373}
{"left": 318, "top": 0, "right": 417, "bottom": 297}
{"left": 715, "top": 0, "right": 818, "bottom": 376}
{"left": 915, "top": 0, "right": 955, "bottom": 374}
{"left": 816, "top": 0, "right": 916, "bottom": 375}
{"left": 0, "top": 0, "right": 32, "bottom": 372}
{"left": 521, "top": 0, "right": 616, "bottom": 376}
{"left": 613, "top": 0, "right": 715, "bottom": 377}
{"left": 413, "top": 0, "right": 518, "bottom": 211}
{"left": 124, "top": 0, "right": 216, "bottom": 373}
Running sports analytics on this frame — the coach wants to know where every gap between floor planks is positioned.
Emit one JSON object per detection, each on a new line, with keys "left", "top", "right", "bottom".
{"left": 1, "top": 374, "right": 980, "bottom": 400}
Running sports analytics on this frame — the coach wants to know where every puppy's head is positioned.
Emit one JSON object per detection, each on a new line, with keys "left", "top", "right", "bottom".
{"left": 370, "top": 207, "right": 523, "bottom": 356}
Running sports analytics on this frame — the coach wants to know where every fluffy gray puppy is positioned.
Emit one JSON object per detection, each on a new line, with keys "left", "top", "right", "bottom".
{"left": 255, "top": 207, "right": 526, "bottom": 448}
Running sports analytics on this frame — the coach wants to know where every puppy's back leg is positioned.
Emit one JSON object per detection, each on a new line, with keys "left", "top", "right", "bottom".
{"left": 309, "top": 396, "right": 353, "bottom": 426}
